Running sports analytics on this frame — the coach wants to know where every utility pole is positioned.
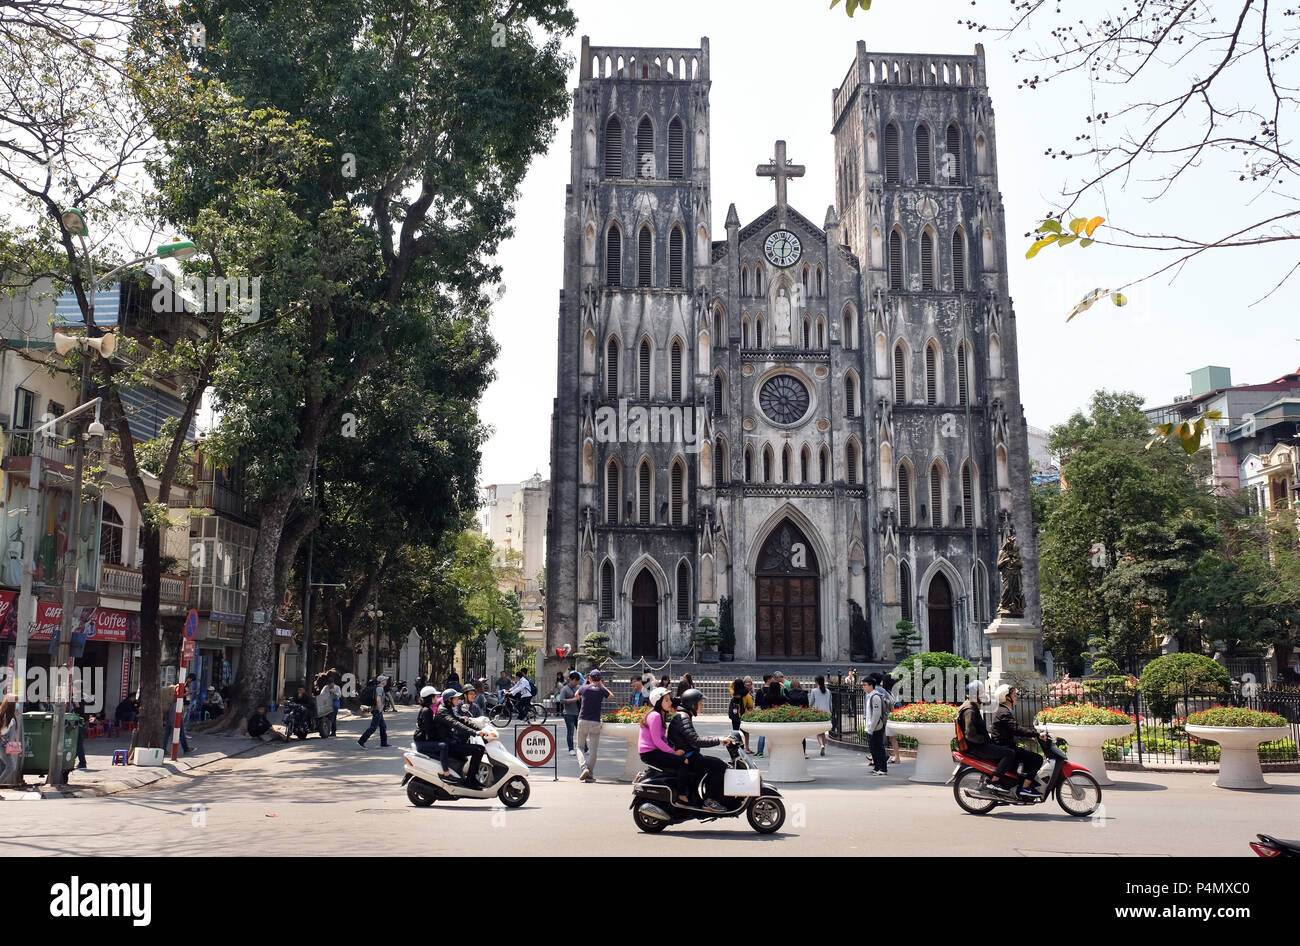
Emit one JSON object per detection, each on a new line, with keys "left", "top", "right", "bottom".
{"left": 5, "top": 449, "right": 41, "bottom": 787}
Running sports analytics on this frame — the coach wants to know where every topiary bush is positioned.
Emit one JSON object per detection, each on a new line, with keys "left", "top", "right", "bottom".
{"left": 1185, "top": 706, "right": 1287, "bottom": 728}
{"left": 1088, "top": 657, "right": 1121, "bottom": 678}
{"left": 1139, "top": 654, "right": 1230, "bottom": 719}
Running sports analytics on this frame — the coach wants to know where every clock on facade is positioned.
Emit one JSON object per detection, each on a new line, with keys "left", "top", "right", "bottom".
{"left": 759, "top": 375, "right": 811, "bottom": 425}
{"left": 763, "top": 230, "right": 802, "bottom": 268}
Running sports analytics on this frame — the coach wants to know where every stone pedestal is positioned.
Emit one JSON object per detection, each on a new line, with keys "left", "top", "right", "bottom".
{"left": 984, "top": 617, "right": 1043, "bottom": 691}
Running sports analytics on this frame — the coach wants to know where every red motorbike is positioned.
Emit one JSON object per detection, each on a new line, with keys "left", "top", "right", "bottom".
{"left": 950, "top": 730, "right": 1102, "bottom": 817}
{"left": 1250, "top": 834, "right": 1300, "bottom": 857}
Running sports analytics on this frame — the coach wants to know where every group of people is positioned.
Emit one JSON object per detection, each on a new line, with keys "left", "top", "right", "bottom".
{"left": 411, "top": 680, "right": 496, "bottom": 786}
{"left": 956, "top": 680, "right": 1045, "bottom": 799}
{"left": 725, "top": 672, "right": 834, "bottom": 758}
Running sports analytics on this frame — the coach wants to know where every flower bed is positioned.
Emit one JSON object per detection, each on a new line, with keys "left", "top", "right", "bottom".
{"left": 741, "top": 706, "right": 831, "bottom": 724}
{"left": 889, "top": 702, "right": 959, "bottom": 723}
{"left": 1035, "top": 703, "right": 1132, "bottom": 726}
{"left": 1185, "top": 706, "right": 1287, "bottom": 728}
{"left": 601, "top": 705, "right": 651, "bottom": 725}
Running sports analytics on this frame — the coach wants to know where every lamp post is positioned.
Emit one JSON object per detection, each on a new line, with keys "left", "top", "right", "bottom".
{"left": 40, "top": 209, "right": 197, "bottom": 786}
{"left": 364, "top": 604, "right": 383, "bottom": 679}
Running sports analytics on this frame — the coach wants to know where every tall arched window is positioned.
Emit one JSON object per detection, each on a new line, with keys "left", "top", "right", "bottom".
{"left": 637, "top": 224, "right": 653, "bottom": 287}
{"left": 915, "top": 124, "right": 932, "bottom": 184}
{"left": 100, "top": 503, "right": 124, "bottom": 565}
{"left": 668, "top": 225, "right": 684, "bottom": 288}
{"left": 605, "top": 460, "right": 621, "bottom": 523}
{"left": 842, "top": 305, "right": 855, "bottom": 348}
{"left": 754, "top": 264, "right": 763, "bottom": 294}
{"left": 846, "top": 440, "right": 860, "bottom": 485}
{"left": 884, "top": 121, "right": 901, "bottom": 183}
{"left": 670, "top": 339, "right": 683, "bottom": 402}
{"left": 844, "top": 372, "right": 858, "bottom": 417}
{"left": 604, "top": 116, "right": 623, "bottom": 178}
{"left": 676, "top": 560, "right": 692, "bottom": 620}
{"left": 740, "top": 266, "right": 748, "bottom": 296}
{"left": 920, "top": 229, "right": 935, "bottom": 291}
{"left": 667, "top": 117, "right": 685, "bottom": 179}
{"left": 819, "top": 446, "right": 829, "bottom": 483}
{"left": 889, "top": 229, "right": 904, "bottom": 290}
{"left": 637, "top": 116, "right": 655, "bottom": 178}
{"left": 638, "top": 338, "right": 652, "bottom": 399}
{"left": 742, "top": 315, "right": 751, "bottom": 349}
{"left": 762, "top": 444, "right": 774, "bottom": 483}
{"left": 898, "top": 463, "right": 913, "bottom": 526}
{"left": 945, "top": 122, "right": 963, "bottom": 183}
{"left": 952, "top": 229, "right": 967, "bottom": 291}
{"left": 744, "top": 445, "right": 753, "bottom": 482}
{"left": 670, "top": 460, "right": 686, "bottom": 525}
{"left": 962, "top": 460, "right": 976, "bottom": 528}
{"left": 800, "top": 445, "right": 810, "bottom": 483}
{"left": 714, "top": 437, "right": 726, "bottom": 485}
{"left": 712, "top": 371, "right": 724, "bottom": 416}
{"left": 899, "top": 561, "right": 913, "bottom": 621}
{"left": 816, "top": 265, "right": 824, "bottom": 296}
{"left": 605, "top": 224, "right": 622, "bottom": 286}
{"left": 601, "top": 560, "right": 616, "bottom": 618}
{"left": 802, "top": 317, "right": 810, "bottom": 349}
{"left": 925, "top": 342, "right": 938, "bottom": 405}
{"left": 817, "top": 317, "right": 825, "bottom": 348}
{"left": 893, "top": 342, "right": 907, "bottom": 405}
{"left": 605, "top": 337, "right": 619, "bottom": 397}
{"left": 638, "top": 459, "right": 653, "bottom": 524}
{"left": 972, "top": 561, "right": 987, "bottom": 623}
{"left": 713, "top": 304, "right": 724, "bottom": 340}
{"left": 930, "top": 462, "right": 944, "bottom": 527}
{"left": 957, "top": 342, "right": 969, "bottom": 406}
{"left": 755, "top": 317, "right": 764, "bottom": 349}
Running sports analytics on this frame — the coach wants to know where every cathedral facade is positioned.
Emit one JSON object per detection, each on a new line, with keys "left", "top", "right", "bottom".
{"left": 545, "top": 38, "right": 1039, "bottom": 668}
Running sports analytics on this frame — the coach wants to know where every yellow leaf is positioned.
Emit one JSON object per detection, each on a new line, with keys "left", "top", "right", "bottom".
{"left": 1111, "top": 292, "right": 1127, "bottom": 307}
{"left": 1069, "top": 218, "right": 1087, "bottom": 235}
{"left": 1085, "top": 216, "right": 1105, "bottom": 236}
{"left": 1026, "top": 235, "right": 1058, "bottom": 259}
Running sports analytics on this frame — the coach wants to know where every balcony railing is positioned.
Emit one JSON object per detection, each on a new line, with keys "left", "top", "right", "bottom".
{"left": 100, "top": 562, "right": 189, "bottom": 608}
{"left": 167, "top": 480, "right": 256, "bottom": 521}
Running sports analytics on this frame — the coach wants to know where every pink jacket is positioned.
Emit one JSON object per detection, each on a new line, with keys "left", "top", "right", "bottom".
{"left": 638, "top": 710, "right": 675, "bottom": 755}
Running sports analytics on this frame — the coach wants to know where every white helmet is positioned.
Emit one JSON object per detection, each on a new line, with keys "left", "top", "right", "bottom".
{"left": 647, "top": 687, "right": 671, "bottom": 707}
{"left": 967, "top": 680, "right": 988, "bottom": 704}
{"left": 994, "top": 684, "right": 1015, "bottom": 705}
{"left": 419, "top": 685, "right": 437, "bottom": 700}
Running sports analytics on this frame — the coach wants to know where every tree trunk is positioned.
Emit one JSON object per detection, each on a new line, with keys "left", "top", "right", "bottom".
{"left": 134, "top": 525, "right": 164, "bottom": 748}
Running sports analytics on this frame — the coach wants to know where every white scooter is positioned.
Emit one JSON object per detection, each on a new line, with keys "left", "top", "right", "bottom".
{"left": 401, "top": 715, "right": 532, "bottom": 808}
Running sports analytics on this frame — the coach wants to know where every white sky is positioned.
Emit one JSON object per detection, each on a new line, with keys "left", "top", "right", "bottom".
{"left": 477, "top": 0, "right": 1298, "bottom": 486}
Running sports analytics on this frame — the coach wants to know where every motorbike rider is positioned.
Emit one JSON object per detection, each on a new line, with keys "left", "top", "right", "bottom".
{"left": 666, "top": 688, "right": 734, "bottom": 813}
{"left": 433, "top": 688, "right": 488, "bottom": 787}
{"left": 992, "top": 684, "right": 1044, "bottom": 799}
{"left": 956, "top": 680, "right": 1018, "bottom": 791}
{"left": 638, "top": 687, "right": 686, "bottom": 783}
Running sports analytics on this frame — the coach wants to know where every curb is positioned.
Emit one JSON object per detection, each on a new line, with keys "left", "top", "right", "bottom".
{"left": 62, "top": 737, "right": 279, "bottom": 798}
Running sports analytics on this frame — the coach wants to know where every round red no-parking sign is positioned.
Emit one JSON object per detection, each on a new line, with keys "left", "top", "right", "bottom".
{"left": 515, "top": 725, "right": 555, "bottom": 767}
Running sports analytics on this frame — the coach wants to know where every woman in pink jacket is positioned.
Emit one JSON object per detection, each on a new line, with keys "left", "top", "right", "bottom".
{"left": 638, "top": 687, "right": 685, "bottom": 793}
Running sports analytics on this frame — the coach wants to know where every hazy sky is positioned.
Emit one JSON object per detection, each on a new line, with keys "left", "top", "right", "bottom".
{"left": 477, "top": 0, "right": 1296, "bottom": 486}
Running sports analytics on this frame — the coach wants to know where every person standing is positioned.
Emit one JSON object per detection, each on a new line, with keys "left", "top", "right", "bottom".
{"left": 809, "top": 676, "right": 833, "bottom": 757}
{"left": 0, "top": 695, "right": 20, "bottom": 790}
{"left": 357, "top": 675, "right": 390, "bottom": 748}
{"left": 325, "top": 675, "right": 342, "bottom": 736}
{"left": 630, "top": 677, "right": 648, "bottom": 707}
{"left": 575, "top": 670, "right": 612, "bottom": 782}
{"left": 559, "top": 671, "right": 582, "bottom": 756}
{"left": 863, "top": 674, "right": 891, "bottom": 776}
{"left": 675, "top": 673, "right": 695, "bottom": 698}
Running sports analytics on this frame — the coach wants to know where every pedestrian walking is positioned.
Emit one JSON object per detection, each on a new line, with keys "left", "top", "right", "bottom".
{"left": 358, "top": 675, "right": 390, "bottom": 748}
{"left": 559, "top": 671, "right": 582, "bottom": 755}
{"left": 70, "top": 697, "right": 88, "bottom": 770}
{"left": 0, "top": 695, "right": 21, "bottom": 790}
{"left": 863, "top": 673, "right": 891, "bottom": 775}
{"left": 880, "top": 673, "right": 901, "bottom": 763}
{"left": 809, "top": 676, "right": 833, "bottom": 757}
{"left": 575, "top": 670, "right": 612, "bottom": 782}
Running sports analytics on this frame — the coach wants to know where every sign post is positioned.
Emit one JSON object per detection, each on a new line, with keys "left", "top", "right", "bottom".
{"left": 514, "top": 724, "right": 558, "bottom": 781}
{"left": 171, "top": 610, "right": 198, "bottom": 761}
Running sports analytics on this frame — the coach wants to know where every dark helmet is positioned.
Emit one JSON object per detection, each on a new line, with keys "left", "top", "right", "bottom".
{"left": 680, "top": 688, "right": 705, "bottom": 714}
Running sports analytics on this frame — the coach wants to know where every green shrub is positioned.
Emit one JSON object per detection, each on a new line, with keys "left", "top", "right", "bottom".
{"left": 889, "top": 701, "right": 960, "bottom": 723}
{"left": 741, "top": 706, "right": 830, "bottom": 723}
{"left": 1035, "top": 703, "right": 1132, "bottom": 726}
{"left": 1102, "top": 742, "right": 1125, "bottom": 762}
{"left": 895, "top": 734, "right": 918, "bottom": 749}
{"left": 1139, "top": 654, "right": 1230, "bottom": 718}
{"left": 1258, "top": 738, "right": 1299, "bottom": 762}
{"left": 1185, "top": 706, "right": 1287, "bottom": 728}
{"left": 1088, "top": 657, "right": 1121, "bottom": 677}
{"left": 1189, "top": 743, "right": 1221, "bottom": 762}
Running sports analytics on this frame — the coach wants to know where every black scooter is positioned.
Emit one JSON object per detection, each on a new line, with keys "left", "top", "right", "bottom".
{"left": 630, "top": 740, "right": 786, "bottom": 834}
{"left": 1251, "top": 834, "right": 1300, "bottom": 857}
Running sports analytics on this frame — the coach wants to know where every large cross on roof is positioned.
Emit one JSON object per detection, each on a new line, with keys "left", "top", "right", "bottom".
{"left": 756, "top": 140, "right": 805, "bottom": 224}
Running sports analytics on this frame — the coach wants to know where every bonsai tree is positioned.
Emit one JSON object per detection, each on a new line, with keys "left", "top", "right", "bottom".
{"left": 1139, "top": 653, "right": 1230, "bottom": 719}
{"left": 695, "top": 617, "right": 721, "bottom": 651}
{"left": 848, "top": 599, "right": 872, "bottom": 660}
{"left": 891, "top": 620, "right": 920, "bottom": 661}
{"left": 576, "top": 631, "right": 619, "bottom": 666}
{"left": 718, "top": 596, "right": 736, "bottom": 655}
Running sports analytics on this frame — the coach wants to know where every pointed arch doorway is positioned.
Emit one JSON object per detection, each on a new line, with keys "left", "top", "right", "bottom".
{"left": 927, "top": 573, "right": 954, "bottom": 653}
{"left": 755, "top": 520, "right": 820, "bottom": 660}
{"left": 631, "top": 570, "right": 659, "bottom": 658}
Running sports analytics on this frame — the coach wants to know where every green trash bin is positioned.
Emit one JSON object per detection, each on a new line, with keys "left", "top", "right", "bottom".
{"left": 20, "top": 712, "right": 80, "bottom": 776}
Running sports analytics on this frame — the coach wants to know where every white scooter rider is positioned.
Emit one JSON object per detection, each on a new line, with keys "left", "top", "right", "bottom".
{"left": 414, "top": 687, "right": 491, "bottom": 786}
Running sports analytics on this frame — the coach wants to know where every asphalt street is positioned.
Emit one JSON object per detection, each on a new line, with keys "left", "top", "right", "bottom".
{"left": 2, "top": 706, "right": 1297, "bottom": 856}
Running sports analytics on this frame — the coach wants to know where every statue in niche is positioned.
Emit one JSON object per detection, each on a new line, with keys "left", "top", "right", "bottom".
{"left": 773, "top": 287, "right": 793, "bottom": 345}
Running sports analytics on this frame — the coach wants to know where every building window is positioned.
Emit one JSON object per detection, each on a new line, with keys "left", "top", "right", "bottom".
{"left": 842, "top": 307, "right": 854, "bottom": 348}
{"left": 800, "top": 446, "right": 810, "bottom": 484}
{"left": 925, "top": 343, "right": 938, "bottom": 405}
{"left": 893, "top": 343, "right": 907, "bottom": 405}
{"left": 962, "top": 461, "right": 975, "bottom": 528}
{"left": 889, "top": 229, "right": 903, "bottom": 290}
{"left": 781, "top": 445, "right": 791, "bottom": 483}
{"left": 819, "top": 446, "right": 829, "bottom": 483}
{"left": 100, "top": 503, "right": 124, "bottom": 566}
{"left": 637, "top": 116, "right": 655, "bottom": 178}
{"left": 714, "top": 438, "right": 725, "bottom": 485}
{"left": 900, "top": 561, "right": 913, "bottom": 621}
{"left": 915, "top": 124, "right": 932, "bottom": 184}
{"left": 668, "top": 117, "right": 685, "bottom": 179}
{"left": 755, "top": 264, "right": 763, "bottom": 295}
{"left": 605, "top": 461, "right": 621, "bottom": 523}
{"left": 846, "top": 440, "right": 860, "bottom": 485}
{"left": 898, "top": 464, "right": 912, "bottom": 526}
{"left": 762, "top": 444, "right": 773, "bottom": 483}
{"left": 920, "top": 230, "right": 935, "bottom": 291}
{"left": 676, "top": 560, "right": 691, "bottom": 620}
{"left": 638, "top": 460, "right": 653, "bottom": 524}
{"left": 671, "top": 460, "right": 686, "bottom": 526}
{"left": 845, "top": 373, "right": 858, "bottom": 418}
{"left": 945, "top": 123, "right": 963, "bottom": 183}
{"left": 755, "top": 318, "right": 764, "bottom": 349}
{"left": 744, "top": 446, "right": 753, "bottom": 483}
{"left": 885, "top": 121, "right": 901, "bottom": 184}
{"left": 740, "top": 266, "right": 748, "bottom": 296}
{"left": 606, "top": 225, "right": 622, "bottom": 286}
{"left": 816, "top": 265, "right": 824, "bottom": 296}
{"left": 601, "top": 560, "right": 615, "bottom": 618}
{"left": 712, "top": 372, "right": 724, "bottom": 415}
{"left": 604, "top": 116, "right": 623, "bottom": 178}
{"left": 957, "top": 343, "right": 969, "bottom": 406}
{"left": 670, "top": 340, "right": 683, "bottom": 402}
{"left": 605, "top": 337, "right": 619, "bottom": 397}
{"left": 668, "top": 225, "right": 684, "bottom": 288}
{"left": 952, "top": 229, "right": 967, "bottom": 291}
{"left": 638, "top": 224, "right": 653, "bottom": 287}
{"left": 930, "top": 463, "right": 944, "bottom": 527}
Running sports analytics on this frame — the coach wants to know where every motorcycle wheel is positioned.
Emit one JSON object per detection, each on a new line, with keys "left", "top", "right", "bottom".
{"left": 317, "top": 718, "right": 330, "bottom": 738}
{"left": 477, "top": 761, "right": 494, "bottom": 787}
{"left": 633, "top": 805, "right": 669, "bottom": 833}
{"left": 747, "top": 796, "right": 785, "bottom": 834}
{"left": 406, "top": 780, "right": 437, "bottom": 807}
{"left": 953, "top": 769, "right": 999, "bottom": 815}
{"left": 489, "top": 705, "right": 513, "bottom": 729}
{"left": 1055, "top": 771, "right": 1102, "bottom": 817}
{"left": 527, "top": 704, "right": 548, "bottom": 724}
{"left": 295, "top": 726, "right": 308, "bottom": 741}
{"left": 498, "top": 776, "right": 530, "bottom": 808}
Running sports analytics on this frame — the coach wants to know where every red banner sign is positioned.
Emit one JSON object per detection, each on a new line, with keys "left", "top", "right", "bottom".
{"left": 0, "top": 596, "right": 139, "bottom": 642}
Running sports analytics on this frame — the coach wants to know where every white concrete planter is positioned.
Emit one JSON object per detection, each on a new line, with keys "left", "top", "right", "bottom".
{"left": 1185, "top": 725, "right": 1289, "bottom": 790}
{"left": 741, "top": 720, "right": 829, "bottom": 782}
{"left": 887, "top": 722, "right": 956, "bottom": 783}
{"left": 600, "top": 722, "right": 645, "bottom": 782}
{"left": 1034, "top": 723, "right": 1132, "bottom": 786}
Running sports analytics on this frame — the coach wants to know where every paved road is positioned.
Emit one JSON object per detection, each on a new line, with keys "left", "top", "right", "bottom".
{"left": 3, "top": 708, "right": 1297, "bottom": 856}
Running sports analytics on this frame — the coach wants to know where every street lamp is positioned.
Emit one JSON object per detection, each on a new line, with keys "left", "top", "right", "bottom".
{"left": 364, "top": 604, "right": 384, "bottom": 678}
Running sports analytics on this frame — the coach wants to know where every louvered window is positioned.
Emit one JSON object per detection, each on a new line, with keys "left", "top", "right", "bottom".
{"left": 930, "top": 464, "right": 944, "bottom": 527}
{"left": 638, "top": 461, "right": 652, "bottom": 524}
{"left": 638, "top": 339, "right": 651, "bottom": 399}
{"left": 714, "top": 439, "right": 724, "bottom": 484}
{"left": 638, "top": 225, "right": 652, "bottom": 287}
{"left": 898, "top": 466, "right": 912, "bottom": 526}
{"left": 916, "top": 125, "right": 932, "bottom": 184}
{"left": 925, "top": 345, "right": 938, "bottom": 405}
{"left": 819, "top": 448, "right": 828, "bottom": 483}
{"left": 962, "top": 463, "right": 975, "bottom": 528}
{"left": 885, "top": 122, "right": 901, "bottom": 184}
{"left": 744, "top": 448, "right": 752, "bottom": 482}
{"left": 957, "top": 344, "right": 969, "bottom": 406}
{"left": 756, "top": 319, "right": 764, "bottom": 349}
{"left": 755, "top": 265, "right": 763, "bottom": 294}
{"left": 605, "top": 463, "right": 620, "bottom": 523}
{"left": 846, "top": 441, "right": 859, "bottom": 485}
{"left": 676, "top": 561, "right": 691, "bottom": 620}
{"left": 889, "top": 230, "right": 903, "bottom": 290}
{"left": 946, "top": 123, "right": 962, "bottom": 183}
{"left": 668, "top": 118, "right": 684, "bottom": 179}
{"left": 800, "top": 448, "right": 810, "bottom": 483}
{"left": 670, "top": 341, "right": 682, "bottom": 402}
{"left": 952, "top": 231, "right": 966, "bottom": 291}
{"left": 802, "top": 319, "right": 810, "bottom": 349}
{"left": 605, "top": 116, "right": 623, "bottom": 178}
{"left": 894, "top": 344, "right": 907, "bottom": 405}
{"left": 781, "top": 447, "right": 791, "bottom": 483}
{"left": 845, "top": 375, "right": 857, "bottom": 418}
{"left": 740, "top": 267, "right": 747, "bottom": 296}
{"left": 900, "top": 562, "right": 912, "bottom": 620}
{"left": 601, "top": 561, "right": 615, "bottom": 618}
{"left": 668, "top": 226, "right": 684, "bottom": 288}
{"left": 763, "top": 448, "right": 773, "bottom": 483}
{"left": 712, "top": 373, "right": 723, "bottom": 416}
{"left": 921, "top": 231, "right": 935, "bottom": 291}
{"left": 637, "top": 117, "right": 654, "bottom": 178}
{"left": 671, "top": 462, "right": 685, "bottom": 525}
{"left": 606, "top": 226, "right": 622, "bottom": 286}
{"left": 816, "top": 266, "right": 823, "bottom": 295}
{"left": 605, "top": 338, "right": 619, "bottom": 397}
{"left": 843, "top": 311, "right": 854, "bottom": 348}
